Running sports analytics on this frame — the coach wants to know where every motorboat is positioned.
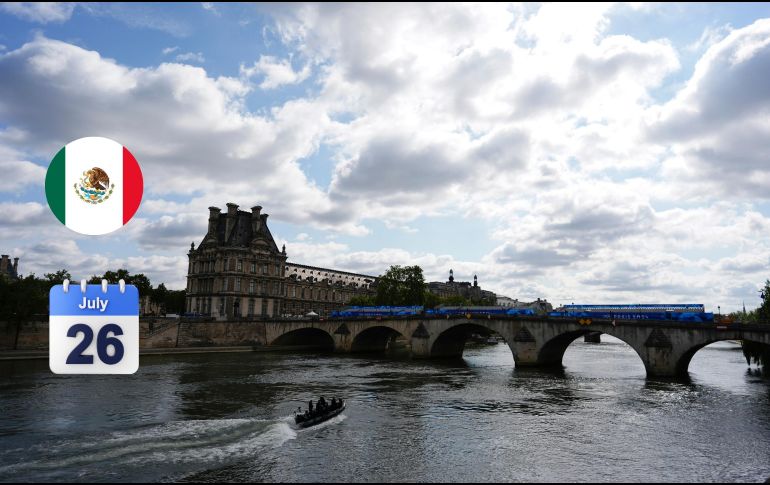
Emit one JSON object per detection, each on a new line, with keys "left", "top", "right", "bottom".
{"left": 294, "top": 399, "right": 345, "bottom": 428}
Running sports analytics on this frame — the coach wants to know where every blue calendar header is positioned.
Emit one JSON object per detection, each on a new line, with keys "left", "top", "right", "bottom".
{"left": 50, "top": 284, "right": 139, "bottom": 316}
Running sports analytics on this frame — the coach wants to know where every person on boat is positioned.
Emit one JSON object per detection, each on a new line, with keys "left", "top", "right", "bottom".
{"left": 331, "top": 398, "right": 337, "bottom": 408}
{"left": 318, "top": 396, "right": 327, "bottom": 410}
{"left": 308, "top": 400, "right": 314, "bottom": 413}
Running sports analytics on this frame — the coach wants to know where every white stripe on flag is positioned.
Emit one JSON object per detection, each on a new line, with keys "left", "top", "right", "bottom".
{"left": 64, "top": 137, "right": 125, "bottom": 236}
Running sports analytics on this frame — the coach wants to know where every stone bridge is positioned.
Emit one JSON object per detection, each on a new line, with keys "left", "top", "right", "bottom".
{"left": 265, "top": 316, "right": 770, "bottom": 378}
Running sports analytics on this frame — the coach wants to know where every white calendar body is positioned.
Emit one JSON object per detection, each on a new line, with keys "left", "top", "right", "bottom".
{"left": 49, "top": 283, "right": 139, "bottom": 375}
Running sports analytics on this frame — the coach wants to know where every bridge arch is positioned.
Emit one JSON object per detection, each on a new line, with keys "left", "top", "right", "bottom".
{"left": 537, "top": 328, "right": 646, "bottom": 371}
{"left": 350, "top": 325, "right": 409, "bottom": 353}
{"left": 430, "top": 322, "right": 515, "bottom": 362}
{"left": 270, "top": 327, "right": 335, "bottom": 351}
{"left": 675, "top": 337, "right": 765, "bottom": 376}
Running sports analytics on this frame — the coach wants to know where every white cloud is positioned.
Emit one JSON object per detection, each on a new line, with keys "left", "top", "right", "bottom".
{"left": 201, "top": 3, "right": 220, "bottom": 15}
{"left": 162, "top": 46, "right": 179, "bottom": 55}
{"left": 648, "top": 18, "right": 770, "bottom": 199}
{"left": 0, "top": 2, "right": 77, "bottom": 23}
{"left": 687, "top": 23, "right": 733, "bottom": 52}
{"left": 240, "top": 55, "right": 311, "bottom": 89}
{"left": 79, "top": 3, "right": 190, "bottom": 37}
{"left": 0, "top": 160, "right": 46, "bottom": 192}
{"left": 175, "top": 51, "right": 205, "bottom": 63}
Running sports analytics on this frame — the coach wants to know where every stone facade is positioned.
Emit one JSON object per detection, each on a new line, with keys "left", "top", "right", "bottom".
{"left": 427, "top": 269, "right": 496, "bottom": 303}
{"left": 284, "top": 262, "right": 376, "bottom": 317}
{"left": 496, "top": 295, "right": 553, "bottom": 313}
{"left": 185, "top": 203, "right": 376, "bottom": 319}
{"left": 0, "top": 255, "right": 19, "bottom": 281}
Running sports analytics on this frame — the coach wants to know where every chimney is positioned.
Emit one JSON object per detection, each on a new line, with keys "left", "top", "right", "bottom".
{"left": 251, "top": 206, "right": 262, "bottom": 233}
{"left": 0, "top": 255, "right": 7, "bottom": 273}
{"left": 13, "top": 257, "right": 18, "bottom": 273}
{"left": 207, "top": 206, "right": 221, "bottom": 234}
{"left": 225, "top": 203, "right": 239, "bottom": 239}
{"left": 260, "top": 213, "right": 269, "bottom": 226}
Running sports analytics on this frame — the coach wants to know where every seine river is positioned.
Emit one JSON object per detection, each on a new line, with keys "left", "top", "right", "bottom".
{"left": 1, "top": 338, "right": 769, "bottom": 482}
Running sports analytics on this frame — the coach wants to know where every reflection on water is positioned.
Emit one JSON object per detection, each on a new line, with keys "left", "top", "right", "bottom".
{"left": 0, "top": 338, "right": 768, "bottom": 482}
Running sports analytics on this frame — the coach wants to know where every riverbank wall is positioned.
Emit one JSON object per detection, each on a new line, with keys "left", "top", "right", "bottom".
{"left": 0, "top": 319, "right": 269, "bottom": 351}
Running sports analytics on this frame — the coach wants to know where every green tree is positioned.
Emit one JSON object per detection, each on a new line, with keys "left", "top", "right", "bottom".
{"left": 442, "top": 295, "right": 470, "bottom": 306}
{"left": 375, "top": 265, "right": 426, "bottom": 306}
{"left": 44, "top": 269, "right": 72, "bottom": 286}
{"left": 423, "top": 291, "right": 440, "bottom": 309}
{"left": 163, "top": 290, "right": 187, "bottom": 314}
{"left": 758, "top": 279, "right": 770, "bottom": 323}
{"left": 151, "top": 283, "right": 169, "bottom": 314}
{"left": 348, "top": 294, "right": 375, "bottom": 306}
{"left": 741, "top": 279, "right": 770, "bottom": 370}
{"left": 152, "top": 283, "right": 168, "bottom": 304}
{"left": 91, "top": 269, "right": 153, "bottom": 297}
{"left": 0, "top": 274, "right": 46, "bottom": 318}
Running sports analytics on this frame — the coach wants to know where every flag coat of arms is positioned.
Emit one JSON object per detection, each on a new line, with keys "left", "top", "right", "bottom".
{"left": 45, "top": 137, "right": 143, "bottom": 235}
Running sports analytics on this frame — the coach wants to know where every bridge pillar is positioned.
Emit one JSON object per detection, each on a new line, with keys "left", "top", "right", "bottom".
{"left": 329, "top": 322, "right": 352, "bottom": 352}
{"left": 410, "top": 337, "right": 432, "bottom": 358}
{"left": 584, "top": 332, "right": 601, "bottom": 343}
{"left": 507, "top": 339, "right": 540, "bottom": 367}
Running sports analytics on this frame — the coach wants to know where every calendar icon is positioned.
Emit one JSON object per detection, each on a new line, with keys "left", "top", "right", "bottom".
{"left": 49, "top": 279, "right": 139, "bottom": 374}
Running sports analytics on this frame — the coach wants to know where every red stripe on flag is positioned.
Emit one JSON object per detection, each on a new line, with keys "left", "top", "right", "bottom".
{"left": 123, "top": 147, "right": 143, "bottom": 225}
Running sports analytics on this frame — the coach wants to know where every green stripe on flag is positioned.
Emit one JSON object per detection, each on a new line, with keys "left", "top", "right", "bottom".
{"left": 46, "top": 146, "right": 66, "bottom": 224}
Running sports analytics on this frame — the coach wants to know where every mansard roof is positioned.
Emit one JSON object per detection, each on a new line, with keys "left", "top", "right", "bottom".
{"left": 200, "top": 204, "right": 281, "bottom": 254}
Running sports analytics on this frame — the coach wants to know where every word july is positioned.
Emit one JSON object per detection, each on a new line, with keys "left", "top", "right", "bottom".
{"left": 78, "top": 296, "right": 109, "bottom": 312}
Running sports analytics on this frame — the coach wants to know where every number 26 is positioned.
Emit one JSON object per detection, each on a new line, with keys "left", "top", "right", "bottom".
{"left": 66, "top": 324, "right": 125, "bottom": 365}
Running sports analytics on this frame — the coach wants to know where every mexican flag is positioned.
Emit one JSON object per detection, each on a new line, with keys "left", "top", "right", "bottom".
{"left": 45, "top": 137, "right": 143, "bottom": 236}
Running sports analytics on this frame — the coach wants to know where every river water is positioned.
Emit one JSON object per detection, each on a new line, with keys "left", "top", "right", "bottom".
{"left": 1, "top": 338, "right": 769, "bottom": 482}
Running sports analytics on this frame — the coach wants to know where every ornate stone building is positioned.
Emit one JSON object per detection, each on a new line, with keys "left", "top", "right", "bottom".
{"left": 427, "top": 269, "right": 497, "bottom": 303}
{"left": 0, "top": 255, "right": 19, "bottom": 281}
{"left": 185, "top": 203, "right": 376, "bottom": 319}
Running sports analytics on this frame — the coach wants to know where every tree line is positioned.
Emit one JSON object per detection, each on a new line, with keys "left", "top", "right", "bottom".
{"left": 0, "top": 269, "right": 185, "bottom": 321}
{"left": 347, "top": 264, "right": 496, "bottom": 307}
{"left": 737, "top": 279, "right": 770, "bottom": 369}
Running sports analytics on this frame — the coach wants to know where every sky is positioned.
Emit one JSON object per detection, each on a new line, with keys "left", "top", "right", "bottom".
{"left": 1, "top": 2, "right": 769, "bottom": 312}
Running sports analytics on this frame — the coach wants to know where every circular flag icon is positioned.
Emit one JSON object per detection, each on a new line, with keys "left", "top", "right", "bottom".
{"left": 45, "top": 137, "right": 143, "bottom": 236}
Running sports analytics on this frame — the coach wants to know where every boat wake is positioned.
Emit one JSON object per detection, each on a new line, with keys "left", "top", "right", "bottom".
{"left": 0, "top": 417, "right": 297, "bottom": 481}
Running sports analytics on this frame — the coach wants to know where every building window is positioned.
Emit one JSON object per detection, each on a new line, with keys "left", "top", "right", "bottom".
{"left": 235, "top": 278, "right": 241, "bottom": 292}
{"left": 249, "top": 280, "right": 255, "bottom": 294}
{"left": 237, "top": 259, "right": 243, "bottom": 272}
{"left": 259, "top": 282, "right": 265, "bottom": 294}
{"left": 291, "top": 286, "right": 296, "bottom": 298}
{"left": 251, "top": 262, "right": 256, "bottom": 274}
{"left": 261, "top": 264, "right": 268, "bottom": 275}
{"left": 248, "top": 299, "right": 255, "bottom": 316}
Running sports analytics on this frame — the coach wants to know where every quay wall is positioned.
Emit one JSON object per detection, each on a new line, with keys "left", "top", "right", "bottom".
{"left": 0, "top": 320, "right": 269, "bottom": 351}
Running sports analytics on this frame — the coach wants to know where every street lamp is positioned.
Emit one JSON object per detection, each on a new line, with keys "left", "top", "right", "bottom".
{"left": 718, "top": 305, "right": 721, "bottom": 316}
